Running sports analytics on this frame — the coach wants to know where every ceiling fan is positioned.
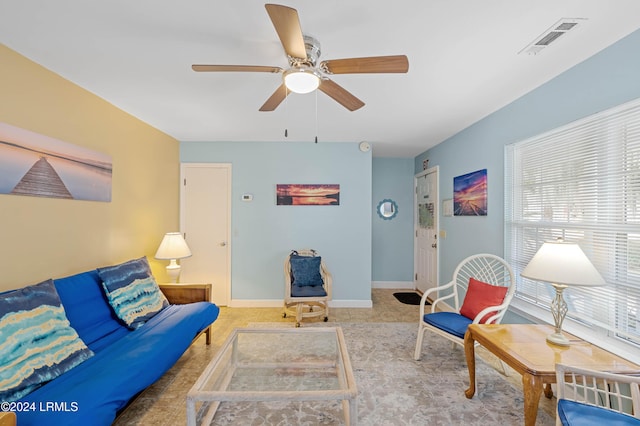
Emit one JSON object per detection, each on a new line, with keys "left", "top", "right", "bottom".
{"left": 192, "top": 3, "right": 409, "bottom": 112}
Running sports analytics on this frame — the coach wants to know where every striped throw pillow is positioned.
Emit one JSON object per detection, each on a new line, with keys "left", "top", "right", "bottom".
{"left": 98, "top": 257, "right": 168, "bottom": 329}
{"left": 0, "top": 279, "right": 94, "bottom": 401}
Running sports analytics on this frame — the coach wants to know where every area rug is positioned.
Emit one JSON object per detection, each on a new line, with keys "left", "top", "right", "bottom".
{"left": 204, "top": 322, "right": 554, "bottom": 425}
{"left": 393, "top": 292, "right": 426, "bottom": 305}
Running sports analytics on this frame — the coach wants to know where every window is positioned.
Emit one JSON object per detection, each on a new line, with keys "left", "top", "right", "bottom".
{"left": 505, "top": 98, "right": 640, "bottom": 361}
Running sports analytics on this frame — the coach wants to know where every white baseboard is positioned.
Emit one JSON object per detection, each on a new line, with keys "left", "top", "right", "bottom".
{"left": 227, "top": 300, "right": 282, "bottom": 308}
{"left": 228, "top": 299, "right": 373, "bottom": 308}
{"left": 329, "top": 299, "right": 373, "bottom": 308}
{"left": 372, "top": 281, "right": 414, "bottom": 290}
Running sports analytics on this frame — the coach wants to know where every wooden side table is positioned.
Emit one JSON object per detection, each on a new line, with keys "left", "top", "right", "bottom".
{"left": 159, "top": 283, "right": 212, "bottom": 345}
{"left": 0, "top": 412, "right": 16, "bottom": 426}
{"left": 464, "top": 324, "right": 640, "bottom": 426}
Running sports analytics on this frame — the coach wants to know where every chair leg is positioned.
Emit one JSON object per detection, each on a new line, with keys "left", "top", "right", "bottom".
{"left": 296, "top": 303, "right": 303, "bottom": 327}
{"left": 414, "top": 325, "right": 425, "bottom": 360}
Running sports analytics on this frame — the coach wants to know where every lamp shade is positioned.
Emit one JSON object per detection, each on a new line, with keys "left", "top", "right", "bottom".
{"left": 154, "top": 232, "right": 192, "bottom": 260}
{"left": 521, "top": 240, "right": 605, "bottom": 287}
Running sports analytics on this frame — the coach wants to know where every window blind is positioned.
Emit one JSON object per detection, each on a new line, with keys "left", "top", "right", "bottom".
{"left": 505, "top": 98, "right": 640, "bottom": 352}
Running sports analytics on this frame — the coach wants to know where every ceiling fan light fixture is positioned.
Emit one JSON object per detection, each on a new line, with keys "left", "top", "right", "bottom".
{"left": 283, "top": 67, "right": 320, "bottom": 94}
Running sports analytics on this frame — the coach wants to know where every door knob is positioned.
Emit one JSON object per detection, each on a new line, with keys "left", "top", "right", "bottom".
{"left": 220, "top": 241, "right": 227, "bottom": 247}
{"left": 431, "top": 243, "right": 437, "bottom": 248}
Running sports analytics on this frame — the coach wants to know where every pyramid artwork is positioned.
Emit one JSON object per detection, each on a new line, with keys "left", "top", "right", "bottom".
{"left": 11, "top": 156, "right": 73, "bottom": 199}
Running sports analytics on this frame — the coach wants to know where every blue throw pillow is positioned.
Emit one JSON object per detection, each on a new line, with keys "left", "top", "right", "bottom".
{"left": 97, "top": 257, "right": 168, "bottom": 330}
{"left": 0, "top": 279, "right": 94, "bottom": 401}
{"left": 290, "top": 255, "right": 324, "bottom": 286}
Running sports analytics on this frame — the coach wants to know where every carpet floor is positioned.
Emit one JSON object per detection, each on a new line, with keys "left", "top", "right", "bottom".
{"left": 197, "top": 322, "right": 554, "bottom": 425}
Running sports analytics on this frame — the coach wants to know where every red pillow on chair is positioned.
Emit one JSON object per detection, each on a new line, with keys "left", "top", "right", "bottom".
{"left": 459, "top": 277, "right": 508, "bottom": 324}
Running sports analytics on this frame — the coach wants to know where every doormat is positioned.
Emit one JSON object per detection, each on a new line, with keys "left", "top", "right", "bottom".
{"left": 393, "top": 292, "right": 428, "bottom": 305}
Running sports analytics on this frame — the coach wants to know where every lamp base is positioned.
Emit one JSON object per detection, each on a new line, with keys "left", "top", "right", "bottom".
{"left": 166, "top": 259, "right": 181, "bottom": 283}
{"left": 546, "top": 332, "right": 570, "bottom": 346}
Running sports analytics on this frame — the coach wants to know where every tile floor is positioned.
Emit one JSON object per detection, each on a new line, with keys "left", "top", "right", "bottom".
{"left": 113, "top": 289, "right": 556, "bottom": 425}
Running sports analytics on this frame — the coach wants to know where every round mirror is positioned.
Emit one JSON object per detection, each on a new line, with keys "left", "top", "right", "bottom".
{"left": 377, "top": 199, "right": 398, "bottom": 220}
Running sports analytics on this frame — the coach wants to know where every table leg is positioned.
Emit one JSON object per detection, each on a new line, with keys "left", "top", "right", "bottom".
{"left": 343, "top": 397, "right": 358, "bottom": 425}
{"left": 544, "top": 383, "right": 553, "bottom": 398}
{"left": 522, "top": 373, "right": 543, "bottom": 426}
{"left": 464, "top": 329, "right": 476, "bottom": 399}
{"left": 205, "top": 326, "right": 211, "bottom": 345}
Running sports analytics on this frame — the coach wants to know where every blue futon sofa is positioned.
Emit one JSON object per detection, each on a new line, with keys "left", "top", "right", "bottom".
{"left": 0, "top": 258, "right": 219, "bottom": 425}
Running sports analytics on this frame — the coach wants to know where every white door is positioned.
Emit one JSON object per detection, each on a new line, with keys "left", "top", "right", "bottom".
{"left": 180, "top": 163, "right": 231, "bottom": 306}
{"left": 415, "top": 167, "right": 438, "bottom": 295}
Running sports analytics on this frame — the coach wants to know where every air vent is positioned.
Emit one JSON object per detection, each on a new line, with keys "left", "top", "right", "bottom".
{"left": 519, "top": 18, "right": 586, "bottom": 55}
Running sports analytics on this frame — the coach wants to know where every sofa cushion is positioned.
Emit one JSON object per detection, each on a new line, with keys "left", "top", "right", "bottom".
{"left": 97, "top": 257, "right": 168, "bottom": 329}
{"left": 0, "top": 279, "right": 94, "bottom": 401}
{"left": 290, "top": 255, "right": 323, "bottom": 286}
{"left": 54, "top": 270, "right": 125, "bottom": 349}
{"left": 459, "top": 277, "right": 508, "bottom": 323}
{"left": 18, "top": 301, "right": 220, "bottom": 426}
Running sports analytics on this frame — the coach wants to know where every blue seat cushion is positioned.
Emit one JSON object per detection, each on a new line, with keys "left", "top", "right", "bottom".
{"left": 558, "top": 399, "right": 640, "bottom": 425}
{"left": 423, "top": 312, "right": 473, "bottom": 339}
{"left": 291, "top": 285, "right": 327, "bottom": 297}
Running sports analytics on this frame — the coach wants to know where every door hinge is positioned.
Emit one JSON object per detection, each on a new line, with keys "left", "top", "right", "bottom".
{"left": 415, "top": 273, "right": 418, "bottom": 281}
{"left": 183, "top": 178, "right": 187, "bottom": 186}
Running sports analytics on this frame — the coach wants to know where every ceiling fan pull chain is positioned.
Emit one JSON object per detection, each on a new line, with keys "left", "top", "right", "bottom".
{"left": 315, "top": 88, "right": 318, "bottom": 143}
{"left": 284, "top": 86, "right": 289, "bottom": 138}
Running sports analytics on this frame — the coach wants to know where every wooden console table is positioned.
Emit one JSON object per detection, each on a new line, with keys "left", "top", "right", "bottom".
{"left": 159, "top": 283, "right": 212, "bottom": 344}
{"left": 464, "top": 324, "right": 640, "bottom": 426}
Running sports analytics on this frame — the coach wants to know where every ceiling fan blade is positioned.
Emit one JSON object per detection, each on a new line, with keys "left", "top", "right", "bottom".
{"left": 319, "top": 79, "right": 365, "bottom": 111}
{"left": 320, "top": 55, "right": 409, "bottom": 74}
{"left": 192, "top": 65, "right": 283, "bottom": 73}
{"left": 259, "top": 84, "right": 289, "bottom": 111}
{"left": 265, "top": 4, "right": 307, "bottom": 59}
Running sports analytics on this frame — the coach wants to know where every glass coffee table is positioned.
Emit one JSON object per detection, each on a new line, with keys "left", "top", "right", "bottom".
{"left": 187, "top": 327, "right": 358, "bottom": 425}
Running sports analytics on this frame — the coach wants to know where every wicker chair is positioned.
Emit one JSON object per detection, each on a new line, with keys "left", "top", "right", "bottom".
{"left": 555, "top": 363, "right": 640, "bottom": 425}
{"left": 414, "top": 253, "right": 515, "bottom": 360}
{"left": 283, "top": 249, "right": 331, "bottom": 327}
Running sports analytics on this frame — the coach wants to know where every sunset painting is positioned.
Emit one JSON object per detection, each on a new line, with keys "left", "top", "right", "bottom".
{"left": 453, "top": 169, "right": 487, "bottom": 216}
{"left": 0, "top": 122, "right": 112, "bottom": 202}
{"left": 276, "top": 184, "right": 340, "bottom": 206}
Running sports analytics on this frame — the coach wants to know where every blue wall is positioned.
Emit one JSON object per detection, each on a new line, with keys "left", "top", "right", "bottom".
{"left": 372, "top": 157, "right": 414, "bottom": 284}
{"left": 415, "top": 28, "right": 640, "bottom": 285}
{"left": 180, "top": 141, "right": 372, "bottom": 306}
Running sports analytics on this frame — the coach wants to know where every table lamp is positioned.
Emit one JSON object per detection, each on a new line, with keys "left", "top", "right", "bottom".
{"left": 154, "top": 232, "right": 192, "bottom": 283}
{"left": 520, "top": 238, "right": 606, "bottom": 346}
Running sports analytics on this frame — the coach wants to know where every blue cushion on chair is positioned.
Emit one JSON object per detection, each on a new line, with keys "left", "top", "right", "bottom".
{"left": 291, "top": 285, "right": 327, "bottom": 297}
{"left": 290, "top": 255, "right": 323, "bottom": 286}
{"left": 558, "top": 399, "right": 640, "bottom": 425}
{"left": 423, "top": 312, "right": 473, "bottom": 339}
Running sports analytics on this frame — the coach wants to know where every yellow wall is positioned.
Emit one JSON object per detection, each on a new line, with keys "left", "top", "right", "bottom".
{"left": 0, "top": 44, "right": 180, "bottom": 290}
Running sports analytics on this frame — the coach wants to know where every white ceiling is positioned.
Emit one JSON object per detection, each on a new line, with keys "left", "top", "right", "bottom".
{"left": 2, "top": 1, "right": 640, "bottom": 157}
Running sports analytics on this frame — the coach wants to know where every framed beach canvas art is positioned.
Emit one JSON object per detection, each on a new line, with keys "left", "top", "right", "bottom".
{"left": 276, "top": 184, "right": 340, "bottom": 206}
{"left": 0, "top": 122, "right": 112, "bottom": 202}
{"left": 453, "top": 169, "right": 487, "bottom": 216}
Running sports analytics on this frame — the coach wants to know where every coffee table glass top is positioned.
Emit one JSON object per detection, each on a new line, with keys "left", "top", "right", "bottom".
{"left": 187, "top": 327, "right": 358, "bottom": 425}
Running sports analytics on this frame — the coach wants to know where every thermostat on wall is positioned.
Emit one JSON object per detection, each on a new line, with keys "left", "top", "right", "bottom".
{"left": 242, "top": 194, "right": 253, "bottom": 201}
